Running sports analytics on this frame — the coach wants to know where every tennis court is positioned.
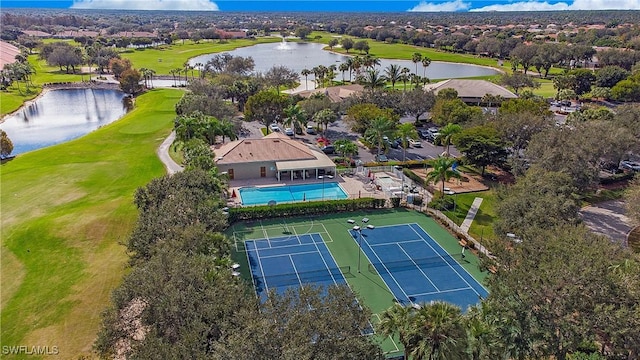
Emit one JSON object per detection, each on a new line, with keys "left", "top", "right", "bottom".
{"left": 351, "top": 223, "right": 488, "bottom": 310}
{"left": 229, "top": 210, "right": 490, "bottom": 357}
{"left": 243, "top": 226, "right": 350, "bottom": 301}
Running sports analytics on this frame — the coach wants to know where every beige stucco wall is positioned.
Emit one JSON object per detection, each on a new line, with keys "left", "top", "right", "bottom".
{"left": 217, "top": 161, "right": 277, "bottom": 180}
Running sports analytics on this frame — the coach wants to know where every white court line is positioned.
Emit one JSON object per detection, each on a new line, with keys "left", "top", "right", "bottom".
{"left": 260, "top": 250, "right": 319, "bottom": 259}
{"left": 372, "top": 314, "right": 400, "bottom": 353}
{"left": 351, "top": 229, "right": 412, "bottom": 303}
{"left": 319, "top": 222, "right": 334, "bottom": 243}
{"left": 370, "top": 239, "right": 424, "bottom": 247}
{"left": 247, "top": 239, "right": 319, "bottom": 252}
{"left": 408, "top": 223, "right": 485, "bottom": 297}
{"left": 244, "top": 240, "right": 259, "bottom": 299}
{"left": 290, "top": 221, "right": 303, "bottom": 245}
{"left": 252, "top": 241, "right": 270, "bottom": 295}
{"left": 409, "top": 287, "right": 472, "bottom": 297}
{"left": 289, "top": 254, "right": 304, "bottom": 289}
{"left": 397, "top": 244, "right": 440, "bottom": 292}
{"left": 309, "top": 234, "right": 341, "bottom": 286}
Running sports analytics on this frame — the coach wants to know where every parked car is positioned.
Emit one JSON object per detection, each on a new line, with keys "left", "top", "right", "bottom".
{"left": 375, "top": 154, "right": 389, "bottom": 162}
{"left": 418, "top": 129, "right": 430, "bottom": 139}
{"left": 409, "top": 138, "right": 423, "bottom": 148}
{"left": 269, "top": 123, "right": 281, "bottom": 132}
{"left": 321, "top": 145, "right": 335, "bottom": 154}
{"left": 620, "top": 160, "right": 640, "bottom": 171}
{"left": 284, "top": 127, "right": 294, "bottom": 136}
{"left": 306, "top": 125, "right": 317, "bottom": 135}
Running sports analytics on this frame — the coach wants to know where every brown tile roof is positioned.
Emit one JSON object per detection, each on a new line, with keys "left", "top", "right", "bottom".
{"left": 424, "top": 79, "right": 517, "bottom": 99}
{"left": 214, "top": 133, "right": 316, "bottom": 165}
{"left": 0, "top": 41, "right": 21, "bottom": 69}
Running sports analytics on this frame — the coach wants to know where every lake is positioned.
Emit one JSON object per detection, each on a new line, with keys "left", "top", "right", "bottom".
{"left": 189, "top": 41, "right": 500, "bottom": 80}
{"left": 1, "top": 88, "right": 129, "bottom": 155}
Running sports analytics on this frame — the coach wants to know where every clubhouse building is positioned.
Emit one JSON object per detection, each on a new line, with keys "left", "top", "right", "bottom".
{"left": 213, "top": 132, "right": 336, "bottom": 181}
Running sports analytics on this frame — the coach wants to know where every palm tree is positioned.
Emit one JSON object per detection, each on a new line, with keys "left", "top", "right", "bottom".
{"left": 217, "top": 119, "right": 238, "bottom": 143}
{"left": 395, "top": 123, "right": 418, "bottom": 163}
{"left": 437, "top": 123, "right": 462, "bottom": 157}
{"left": 283, "top": 104, "right": 307, "bottom": 137}
{"left": 170, "top": 68, "right": 181, "bottom": 87}
{"left": 365, "top": 116, "right": 396, "bottom": 156}
{"left": 421, "top": 56, "right": 432, "bottom": 77}
{"left": 412, "top": 52, "right": 423, "bottom": 75}
{"left": 333, "top": 139, "right": 358, "bottom": 165}
{"left": 425, "top": 156, "right": 461, "bottom": 195}
{"left": 410, "top": 302, "right": 467, "bottom": 360}
{"left": 401, "top": 67, "right": 411, "bottom": 91}
{"left": 385, "top": 64, "right": 401, "bottom": 89}
{"left": 378, "top": 303, "right": 417, "bottom": 360}
{"left": 344, "top": 57, "right": 354, "bottom": 82}
{"left": 360, "top": 69, "right": 386, "bottom": 89}
{"left": 339, "top": 62, "right": 349, "bottom": 83}
{"left": 301, "top": 68, "right": 311, "bottom": 90}
{"left": 313, "top": 108, "right": 338, "bottom": 136}
{"left": 465, "top": 303, "right": 501, "bottom": 360}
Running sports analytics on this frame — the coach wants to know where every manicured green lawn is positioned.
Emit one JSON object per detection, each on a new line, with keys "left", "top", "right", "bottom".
{"left": 1, "top": 56, "right": 83, "bottom": 115}
{"left": 308, "top": 31, "right": 509, "bottom": 70}
{"left": 442, "top": 189, "right": 498, "bottom": 242}
{"left": 0, "top": 88, "right": 183, "bottom": 359}
{"left": 532, "top": 78, "right": 557, "bottom": 98}
{"left": 120, "top": 37, "right": 280, "bottom": 75}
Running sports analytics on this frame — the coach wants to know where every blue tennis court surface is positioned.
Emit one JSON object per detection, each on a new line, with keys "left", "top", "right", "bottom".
{"left": 351, "top": 223, "right": 488, "bottom": 310}
{"left": 246, "top": 233, "right": 349, "bottom": 301}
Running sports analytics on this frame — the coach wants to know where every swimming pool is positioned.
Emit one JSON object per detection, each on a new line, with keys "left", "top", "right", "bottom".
{"left": 239, "top": 183, "right": 349, "bottom": 206}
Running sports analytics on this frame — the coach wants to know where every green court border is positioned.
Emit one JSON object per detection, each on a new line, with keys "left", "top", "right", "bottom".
{"left": 228, "top": 208, "right": 490, "bottom": 357}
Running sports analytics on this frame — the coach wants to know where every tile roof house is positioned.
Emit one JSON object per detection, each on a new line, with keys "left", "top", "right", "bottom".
{"left": 424, "top": 79, "right": 517, "bottom": 104}
{"left": 0, "top": 41, "right": 21, "bottom": 69}
{"left": 296, "top": 84, "right": 364, "bottom": 103}
{"left": 214, "top": 132, "right": 336, "bottom": 181}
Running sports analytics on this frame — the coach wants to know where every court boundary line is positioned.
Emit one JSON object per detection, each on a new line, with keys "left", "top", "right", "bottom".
{"left": 288, "top": 254, "right": 304, "bottom": 289}
{"left": 245, "top": 236, "right": 320, "bottom": 252}
{"left": 350, "top": 228, "right": 413, "bottom": 304}
{"left": 408, "top": 223, "right": 486, "bottom": 297}
{"left": 310, "top": 233, "right": 341, "bottom": 286}
{"left": 409, "top": 287, "right": 472, "bottom": 297}
{"left": 319, "top": 222, "right": 334, "bottom": 243}
{"left": 369, "top": 238, "right": 425, "bottom": 247}
{"left": 396, "top": 243, "right": 441, "bottom": 292}
{"left": 244, "top": 240, "right": 260, "bottom": 298}
{"left": 259, "top": 250, "right": 319, "bottom": 259}
{"left": 371, "top": 313, "right": 401, "bottom": 354}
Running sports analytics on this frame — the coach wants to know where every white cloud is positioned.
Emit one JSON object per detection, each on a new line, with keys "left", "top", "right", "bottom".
{"left": 470, "top": 0, "right": 640, "bottom": 12}
{"left": 408, "top": 0, "right": 471, "bottom": 12}
{"left": 71, "top": 0, "right": 219, "bottom": 11}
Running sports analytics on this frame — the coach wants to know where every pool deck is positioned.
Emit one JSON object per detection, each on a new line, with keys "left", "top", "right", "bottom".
{"left": 227, "top": 174, "right": 386, "bottom": 206}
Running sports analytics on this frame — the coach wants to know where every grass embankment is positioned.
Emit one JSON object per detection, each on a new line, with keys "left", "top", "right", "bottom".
{"left": 1, "top": 56, "right": 83, "bottom": 115}
{"left": 1, "top": 88, "right": 183, "bottom": 359}
{"left": 308, "top": 31, "right": 509, "bottom": 70}
{"left": 442, "top": 190, "right": 498, "bottom": 241}
{"left": 120, "top": 37, "right": 280, "bottom": 75}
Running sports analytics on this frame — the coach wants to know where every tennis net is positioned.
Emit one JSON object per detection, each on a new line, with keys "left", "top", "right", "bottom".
{"left": 258, "top": 265, "right": 351, "bottom": 288}
{"left": 368, "top": 254, "right": 463, "bottom": 274}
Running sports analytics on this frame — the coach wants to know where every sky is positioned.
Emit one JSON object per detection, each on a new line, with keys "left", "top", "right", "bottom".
{"left": 3, "top": 0, "right": 640, "bottom": 12}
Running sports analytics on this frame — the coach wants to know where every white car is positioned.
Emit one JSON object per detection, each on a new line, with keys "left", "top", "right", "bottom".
{"left": 409, "top": 139, "right": 423, "bottom": 148}
{"left": 269, "top": 123, "right": 281, "bottom": 132}
{"left": 284, "top": 127, "right": 294, "bottom": 136}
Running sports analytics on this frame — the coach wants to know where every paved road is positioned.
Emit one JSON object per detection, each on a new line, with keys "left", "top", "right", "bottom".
{"left": 157, "top": 131, "right": 184, "bottom": 175}
{"left": 580, "top": 200, "right": 633, "bottom": 245}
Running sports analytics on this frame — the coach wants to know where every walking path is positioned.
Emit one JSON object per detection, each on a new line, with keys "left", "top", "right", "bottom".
{"left": 157, "top": 131, "right": 184, "bottom": 175}
{"left": 460, "top": 197, "right": 483, "bottom": 233}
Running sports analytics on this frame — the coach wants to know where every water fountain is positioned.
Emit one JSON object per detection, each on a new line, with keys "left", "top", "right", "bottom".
{"left": 276, "top": 37, "right": 291, "bottom": 50}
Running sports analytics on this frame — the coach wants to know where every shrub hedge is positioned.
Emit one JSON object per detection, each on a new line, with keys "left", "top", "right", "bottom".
{"left": 227, "top": 197, "right": 386, "bottom": 223}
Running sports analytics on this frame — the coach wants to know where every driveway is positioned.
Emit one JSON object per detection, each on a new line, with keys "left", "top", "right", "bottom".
{"left": 580, "top": 200, "right": 633, "bottom": 245}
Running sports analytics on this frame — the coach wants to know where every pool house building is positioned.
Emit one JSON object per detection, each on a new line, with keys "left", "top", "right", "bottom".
{"left": 214, "top": 132, "right": 337, "bottom": 181}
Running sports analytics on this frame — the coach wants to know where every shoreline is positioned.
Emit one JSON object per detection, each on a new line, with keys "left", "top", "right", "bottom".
{"left": 1, "top": 81, "right": 121, "bottom": 124}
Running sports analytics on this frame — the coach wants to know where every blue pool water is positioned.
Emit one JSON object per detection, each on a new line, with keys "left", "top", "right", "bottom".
{"left": 239, "top": 183, "right": 348, "bottom": 206}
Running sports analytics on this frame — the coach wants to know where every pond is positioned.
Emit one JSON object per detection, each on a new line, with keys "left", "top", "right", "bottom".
{"left": 189, "top": 41, "right": 500, "bottom": 81}
{"left": 1, "top": 88, "right": 129, "bottom": 155}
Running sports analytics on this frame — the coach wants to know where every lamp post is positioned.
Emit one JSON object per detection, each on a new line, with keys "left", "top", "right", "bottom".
{"left": 318, "top": 174, "right": 334, "bottom": 201}
{"left": 348, "top": 218, "right": 374, "bottom": 273}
